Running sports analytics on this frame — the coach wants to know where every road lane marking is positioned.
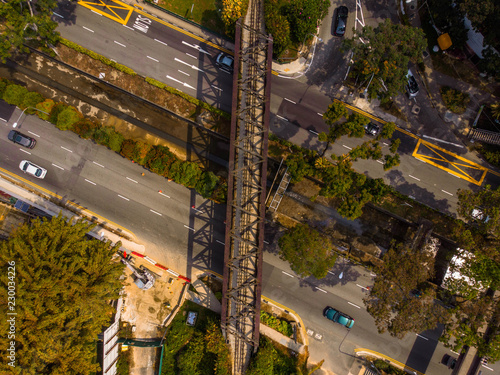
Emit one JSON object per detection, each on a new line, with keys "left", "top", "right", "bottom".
{"left": 317, "top": 112, "right": 323, "bottom": 116}
{"left": 158, "top": 192, "right": 171, "bottom": 198}
{"left": 184, "top": 225, "right": 195, "bottom": 231}
{"left": 114, "top": 41, "right": 126, "bottom": 47}
{"left": 27, "top": 131, "right": 40, "bottom": 137}
{"left": 409, "top": 175, "right": 420, "bottom": 181}
{"left": 342, "top": 145, "right": 352, "bottom": 150}
{"left": 309, "top": 130, "right": 319, "bottom": 135}
{"left": 191, "top": 206, "right": 203, "bottom": 213}
{"left": 284, "top": 98, "right": 296, "bottom": 104}
{"left": 123, "top": 25, "right": 134, "bottom": 31}
{"left": 186, "top": 53, "right": 197, "bottom": 59}
{"left": 19, "top": 149, "right": 31, "bottom": 155}
{"left": 53, "top": 12, "right": 64, "bottom": 18}
{"left": 264, "top": 240, "right": 269, "bottom": 244}
{"left": 93, "top": 161, "right": 105, "bottom": 168}
{"left": 181, "top": 41, "right": 211, "bottom": 55}
{"left": 276, "top": 115, "right": 288, "bottom": 122}
{"left": 0, "top": 117, "right": 6, "bottom": 122}
{"left": 216, "top": 240, "right": 225, "bottom": 245}
{"left": 316, "top": 287, "right": 327, "bottom": 293}
{"left": 441, "top": 189, "right": 453, "bottom": 196}
{"left": 61, "top": 146, "right": 73, "bottom": 153}
{"left": 154, "top": 38, "right": 168, "bottom": 46}
{"left": 174, "top": 57, "right": 205, "bottom": 72}
{"left": 91, "top": 10, "right": 102, "bottom": 16}
{"left": 348, "top": 302, "right": 361, "bottom": 309}
{"left": 328, "top": 271, "right": 335, "bottom": 275}
{"left": 447, "top": 172, "right": 460, "bottom": 178}
{"left": 85, "top": 179, "right": 96, "bottom": 185}
{"left": 166, "top": 75, "right": 196, "bottom": 90}
{"left": 282, "top": 271, "right": 294, "bottom": 278}
{"left": 482, "top": 365, "right": 494, "bottom": 371}
{"left": 82, "top": 26, "right": 95, "bottom": 33}
{"left": 178, "top": 70, "right": 190, "bottom": 76}
{"left": 416, "top": 333, "right": 429, "bottom": 340}
{"left": 126, "top": 177, "right": 138, "bottom": 183}
{"left": 118, "top": 194, "right": 130, "bottom": 201}
{"left": 383, "top": 142, "right": 389, "bottom": 146}
{"left": 147, "top": 56, "right": 159, "bottom": 62}
{"left": 377, "top": 160, "right": 384, "bottom": 164}
{"left": 356, "top": 284, "right": 368, "bottom": 290}
{"left": 423, "top": 135, "right": 464, "bottom": 148}
{"left": 52, "top": 163, "right": 64, "bottom": 170}
{"left": 211, "top": 85, "right": 222, "bottom": 91}
{"left": 150, "top": 209, "right": 162, "bottom": 216}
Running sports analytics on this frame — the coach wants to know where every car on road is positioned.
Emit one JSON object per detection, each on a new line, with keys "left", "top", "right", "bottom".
{"left": 364, "top": 122, "right": 380, "bottom": 136}
{"left": 215, "top": 52, "right": 234, "bottom": 74}
{"left": 19, "top": 160, "right": 47, "bottom": 179}
{"left": 323, "top": 306, "right": 354, "bottom": 328}
{"left": 333, "top": 6, "right": 348, "bottom": 37}
{"left": 406, "top": 69, "right": 419, "bottom": 98}
{"left": 8, "top": 130, "right": 36, "bottom": 149}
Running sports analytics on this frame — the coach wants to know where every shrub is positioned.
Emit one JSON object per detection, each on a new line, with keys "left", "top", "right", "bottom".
{"left": 132, "top": 141, "right": 151, "bottom": 165}
{"left": 144, "top": 145, "right": 177, "bottom": 176}
{"left": 56, "top": 106, "right": 82, "bottom": 130}
{"left": 73, "top": 119, "right": 98, "bottom": 139}
{"left": 48, "top": 102, "right": 68, "bottom": 125}
{"left": 0, "top": 79, "right": 9, "bottom": 98}
{"left": 440, "top": 86, "right": 470, "bottom": 114}
{"left": 108, "top": 130, "right": 124, "bottom": 152}
{"left": 36, "top": 99, "right": 56, "bottom": 121}
{"left": 120, "top": 139, "right": 137, "bottom": 160}
{"left": 168, "top": 161, "right": 202, "bottom": 187}
{"left": 260, "top": 311, "right": 293, "bottom": 337}
{"left": 3, "top": 84, "right": 28, "bottom": 106}
{"left": 195, "top": 171, "right": 220, "bottom": 199}
{"left": 93, "top": 126, "right": 112, "bottom": 146}
{"left": 22, "top": 92, "right": 44, "bottom": 112}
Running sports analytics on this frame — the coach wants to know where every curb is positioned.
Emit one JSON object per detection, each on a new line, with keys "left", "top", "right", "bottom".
{"left": 354, "top": 348, "right": 423, "bottom": 375}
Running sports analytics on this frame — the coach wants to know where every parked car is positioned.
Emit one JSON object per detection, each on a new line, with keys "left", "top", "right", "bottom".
{"left": 323, "top": 306, "right": 354, "bottom": 328}
{"left": 364, "top": 122, "right": 380, "bottom": 136}
{"left": 19, "top": 160, "right": 47, "bottom": 179}
{"left": 8, "top": 130, "right": 36, "bottom": 149}
{"left": 333, "top": 6, "right": 348, "bottom": 37}
{"left": 406, "top": 69, "right": 419, "bottom": 98}
{"left": 215, "top": 52, "right": 234, "bottom": 74}
{"left": 441, "top": 354, "right": 457, "bottom": 369}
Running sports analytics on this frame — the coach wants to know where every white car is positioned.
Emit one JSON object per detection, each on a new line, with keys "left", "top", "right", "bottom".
{"left": 19, "top": 160, "right": 47, "bottom": 179}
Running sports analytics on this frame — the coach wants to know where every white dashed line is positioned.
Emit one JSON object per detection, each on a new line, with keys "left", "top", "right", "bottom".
{"left": 342, "top": 145, "right": 352, "bottom": 150}
{"left": 409, "top": 175, "right": 420, "bottom": 181}
{"left": 377, "top": 160, "right": 384, "bottom": 164}
{"left": 276, "top": 115, "right": 289, "bottom": 122}
{"left": 284, "top": 98, "right": 296, "bottom": 104}
{"left": 159, "top": 192, "right": 171, "bottom": 198}
{"left": 114, "top": 41, "right": 126, "bottom": 47}
{"left": 186, "top": 53, "right": 197, "bottom": 59}
{"left": 441, "top": 190, "right": 453, "bottom": 196}
{"left": 91, "top": 10, "right": 102, "bottom": 16}
{"left": 316, "top": 287, "right": 327, "bottom": 293}
{"left": 0, "top": 117, "right": 6, "bottom": 122}
{"left": 174, "top": 57, "right": 204, "bottom": 72}
{"left": 328, "top": 271, "right": 335, "bottom": 276}
{"left": 317, "top": 112, "right": 323, "bottom": 116}
{"left": 19, "top": 149, "right": 31, "bottom": 155}
{"left": 183, "top": 225, "right": 195, "bottom": 231}
{"left": 93, "top": 161, "right": 105, "bottom": 168}
{"left": 482, "top": 365, "right": 494, "bottom": 371}
{"left": 61, "top": 146, "right": 73, "bottom": 153}
{"left": 417, "top": 159, "right": 426, "bottom": 163}
{"left": 147, "top": 56, "right": 159, "bottom": 62}
{"left": 383, "top": 142, "right": 389, "bottom": 146}
{"left": 447, "top": 172, "right": 460, "bottom": 178}
{"left": 348, "top": 302, "right": 361, "bottom": 309}
{"left": 216, "top": 240, "right": 225, "bottom": 245}
{"left": 309, "top": 130, "right": 319, "bottom": 135}
{"left": 211, "top": 85, "right": 223, "bottom": 91}
{"left": 181, "top": 41, "right": 211, "bottom": 55}
{"left": 150, "top": 209, "right": 162, "bottom": 216}
{"left": 154, "top": 39, "right": 168, "bottom": 46}
{"left": 123, "top": 25, "right": 134, "bottom": 31}
{"left": 416, "top": 333, "right": 429, "bottom": 340}
{"left": 264, "top": 240, "right": 269, "bottom": 244}
{"left": 356, "top": 284, "right": 368, "bottom": 290}
{"left": 282, "top": 271, "right": 294, "bottom": 278}
{"left": 53, "top": 12, "right": 64, "bottom": 18}
{"left": 82, "top": 26, "right": 94, "bottom": 33}
{"left": 126, "top": 177, "right": 138, "bottom": 184}
{"left": 52, "top": 163, "right": 64, "bottom": 170}
{"left": 27, "top": 131, "right": 40, "bottom": 137}
{"left": 370, "top": 273, "right": 377, "bottom": 277}
{"left": 85, "top": 179, "right": 96, "bottom": 185}
{"left": 178, "top": 70, "right": 190, "bottom": 76}
{"left": 191, "top": 206, "right": 203, "bottom": 213}
{"left": 118, "top": 195, "right": 130, "bottom": 201}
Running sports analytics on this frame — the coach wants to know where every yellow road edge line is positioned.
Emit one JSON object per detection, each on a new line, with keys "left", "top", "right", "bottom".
{"left": 0, "top": 168, "right": 136, "bottom": 237}
{"left": 354, "top": 348, "right": 425, "bottom": 375}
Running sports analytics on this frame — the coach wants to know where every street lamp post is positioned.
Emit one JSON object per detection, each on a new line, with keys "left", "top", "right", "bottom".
{"left": 338, "top": 246, "right": 352, "bottom": 280}
{"left": 12, "top": 107, "right": 49, "bottom": 128}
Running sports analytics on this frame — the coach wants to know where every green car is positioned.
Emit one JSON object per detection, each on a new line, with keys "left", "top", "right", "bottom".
{"left": 323, "top": 306, "right": 354, "bottom": 328}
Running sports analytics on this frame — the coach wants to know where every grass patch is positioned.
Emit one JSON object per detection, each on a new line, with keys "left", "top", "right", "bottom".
{"left": 372, "top": 359, "right": 407, "bottom": 375}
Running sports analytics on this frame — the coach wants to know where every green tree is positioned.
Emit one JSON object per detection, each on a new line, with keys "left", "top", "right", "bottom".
{"left": 2, "top": 84, "right": 28, "bottom": 106}
{"left": 0, "top": 214, "right": 125, "bottom": 374}
{"left": 0, "top": 0, "right": 60, "bottom": 62}
{"left": 457, "top": 185, "right": 500, "bottom": 238}
{"left": 364, "top": 244, "right": 450, "bottom": 338}
{"left": 459, "top": 0, "right": 494, "bottom": 27}
{"left": 427, "top": 0, "right": 468, "bottom": 48}
{"left": 285, "top": 0, "right": 330, "bottom": 44}
{"left": 264, "top": 0, "right": 291, "bottom": 55}
{"left": 343, "top": 19, "right": 426, "bottom": 100}
{"left": 278, "top": 224, "right": 337, "bottom": 279}
{"left": 56, "top": 106, "right": 82, "bottom": 131}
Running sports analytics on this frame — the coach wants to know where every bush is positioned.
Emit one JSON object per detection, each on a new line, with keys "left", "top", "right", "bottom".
{"left": 36, "top": 99, "right": 56, "bottom": 121}
{"left": 260, "top": 311, "right": 293, "bottom": 337}
{"left": 22, "top": 92, "right": 45, "bottom": 112}
{"left": 144, "top": 145, "right": 177, "bottom": 176}
{"left": 56, "top": 106, "right": 82, "bottom": 130}
{"left": 0, "top": 78, "right": 11, "bottom": 99}
{"left": 108, "top": 130, "right": 124, "bottom": 152}
{"left": 120, "top": 139, "right": 137, "bottom": 159}
{"left": 168, "top": 161, "right": 202, "bottom": 187}
{"left": 195, "top": 171, "right": 220, "bottom": 199}
{"left": 49, "top": 102, "right": 68, "bottom": 125}
{"left": 93, "top": 126, "right": 114, "bottom": 146}
{"left": 440, "top": 86, "right": 470, "bottom": 114}
{"left": 132, "top": 141, "right": 151, "bottom": 165}
{"left": 73, "top": 119, "right": 98, "bottom": 139}
{"left": 3, "top": 84, "right": 28, "bottom": 106}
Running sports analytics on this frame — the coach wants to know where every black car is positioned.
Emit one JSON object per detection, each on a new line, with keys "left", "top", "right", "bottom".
{"left": 8, "top": 130, "right": 36, "bottom": 149}
{"left": 364, "top": 122, "right": 380, "bottom": 136}
{"left": 333, "top": 6, "right": 348, "bottom": 37}
{"left": 215, "top": 52, "right": 234, "bottom": 74}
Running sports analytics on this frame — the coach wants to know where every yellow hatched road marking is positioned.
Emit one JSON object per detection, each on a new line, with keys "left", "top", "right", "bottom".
{"left": 412, "top": 139, "right": 488, "bottom": 185}
{"left": 78, "top": 0, "right": 134, "bottom": 24}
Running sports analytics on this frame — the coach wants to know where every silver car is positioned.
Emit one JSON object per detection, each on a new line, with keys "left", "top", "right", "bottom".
{"left": 19, "top": 160, "right": 47, "bottom": 179}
